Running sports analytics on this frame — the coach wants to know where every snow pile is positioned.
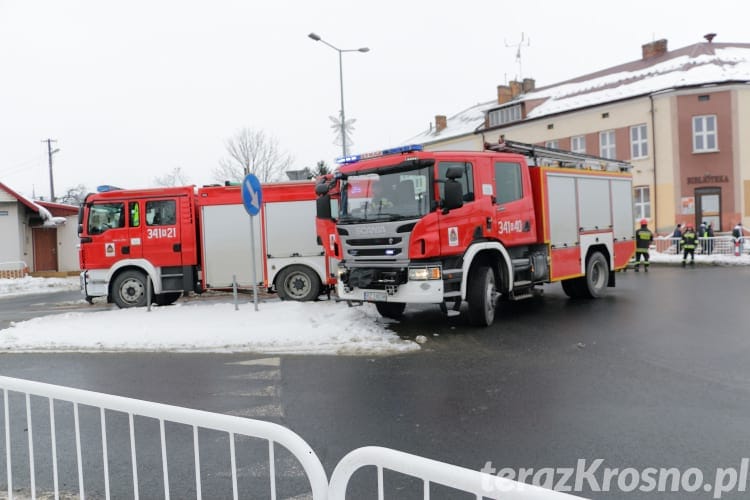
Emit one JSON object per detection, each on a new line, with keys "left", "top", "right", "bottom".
{"left": 0, "top": 276, "right": 80, "bottom": 297}
{"left": 0, "top": 298, "right": 418, "bottom": 355}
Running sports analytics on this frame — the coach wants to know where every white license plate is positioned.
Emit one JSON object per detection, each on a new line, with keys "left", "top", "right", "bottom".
{"left": 364, "top": 291, "right": 387, "bottom": 302}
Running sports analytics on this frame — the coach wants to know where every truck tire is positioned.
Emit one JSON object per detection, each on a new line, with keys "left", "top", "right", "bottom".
{"left": 583, "top": 251, "right": 609, "bottom": 298}
{"left": 112, "top": 270, "right": 148, "bottom": 308}
{"left": 466, "top": 265, "right": 498, "bottom": 327}
{"left": 277, "top": 265, "right": 321, "bottom": 301}
{"left": 375, "top": 302, "right": 406, "bottom": 319}
{"left": 155, "top": 292, "right": 182, "bottom": 306}
{"left": 561, "top": 278, "right": 585, "bottom": 298}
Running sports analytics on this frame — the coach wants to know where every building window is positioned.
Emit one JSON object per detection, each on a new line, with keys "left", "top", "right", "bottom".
{"left": 630, "top": 124, "right": 648, "bottom": 159}
{"left": 600, "top": 130, "right": 616, "bottom": 159}
{"left": 545, "top": 140, "right": 559, "bottom": 149}
{"left": 571, "top": 135, "right": 586, "bottom": 154}
{"left": 488, "top": 105, "right": 522, "bottom": 127}
{"left": 634, "top": 186, "right": 651, "bottom": 219}
{"left": 693, "top": 115, "right": 717, "bottom": 152}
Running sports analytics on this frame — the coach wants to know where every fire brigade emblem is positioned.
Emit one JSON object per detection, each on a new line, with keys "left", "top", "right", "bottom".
{"left": 448, "top": 227, "right": 459, "bottom": 247}
{"left": 105, "top": 243, "right": 115, "bottom": 257}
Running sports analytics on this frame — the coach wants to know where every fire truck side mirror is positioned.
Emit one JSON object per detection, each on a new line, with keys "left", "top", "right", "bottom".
{"left": 315, "top": 183, "right": 329, "bottom": 196}
{"left": 316, "top": 195, "right": 332, "bottom": 219}
{"left": 443, "top": 180, "right": 464, "bottom": 213}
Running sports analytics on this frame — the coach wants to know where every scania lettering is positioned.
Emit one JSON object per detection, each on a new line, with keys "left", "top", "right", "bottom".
{"left": 315, "top": 139, "right": 636, "bottom": 326}
{"left": 78, "top": 182, "right": 336, "bottom": 308}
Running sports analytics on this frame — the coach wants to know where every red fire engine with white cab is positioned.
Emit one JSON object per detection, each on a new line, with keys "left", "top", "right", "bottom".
{"left": 315, "top": 138, "right": 636, "bottom": 326}
{"left": 78, "top": 181, "right": 335, "bottom": 307}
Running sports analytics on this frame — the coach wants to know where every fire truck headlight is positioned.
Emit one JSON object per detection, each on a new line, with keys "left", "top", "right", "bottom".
{"left": 408, "top": 267, "right": 441, "bottom": 281}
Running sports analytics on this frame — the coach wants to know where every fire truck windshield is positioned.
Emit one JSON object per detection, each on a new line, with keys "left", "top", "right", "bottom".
{"left": 339, "top": 167, "right": 431, "bottom": 222}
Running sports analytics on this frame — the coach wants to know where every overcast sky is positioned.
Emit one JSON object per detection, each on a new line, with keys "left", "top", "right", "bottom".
{"left": 2, "top": 0, "right": 748, "bottom": 200}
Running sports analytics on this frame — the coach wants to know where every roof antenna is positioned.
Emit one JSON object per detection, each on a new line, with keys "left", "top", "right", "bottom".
{"left": 505, "top": 33, "right": 530, "bottom": 80}
{"left": 704, "top": 33, "right": 716, "bottom": 43}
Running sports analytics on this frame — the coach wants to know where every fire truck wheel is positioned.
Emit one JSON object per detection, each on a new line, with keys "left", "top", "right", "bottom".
{"left": 375, "top": 302, "right": 406, "bottom": 319}
{"left": 561, "top": 278, "right": 585, "bottom": 298}
{"left": 584, "top": 252, "right": 609, "bottom": 298}
{"left": 277, "top": 265, "right": 321, "bottom": 301}
{"left": 112, "top": 270, "right": 148, "bottom": 308}
{"left": 466, "top": 265, "right": 498, "bottom": 327}
{"left": 155, "top": 292, "right": 182, "bottom": 306}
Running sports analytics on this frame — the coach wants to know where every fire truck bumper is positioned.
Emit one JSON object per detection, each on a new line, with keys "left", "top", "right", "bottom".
{"left": 336, "top": 278, "right": 444, "bottom": 304}
{"left": 80, "top": 270, "right": 108, "bottom": 298}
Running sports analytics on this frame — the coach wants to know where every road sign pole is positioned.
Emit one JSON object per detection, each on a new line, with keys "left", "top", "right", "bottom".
{"left": 250, "top": 216, "right": 258, "bottom": 311}
{"left": 241, "top": 173, "right": 263, "bottom": 312}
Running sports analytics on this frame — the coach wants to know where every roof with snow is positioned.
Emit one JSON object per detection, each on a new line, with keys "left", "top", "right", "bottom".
{"left": 405, "top": 41, "right": 750, "bottom": 146}
{"left": 0, "top": 182, "right": 78, "bottom": 219}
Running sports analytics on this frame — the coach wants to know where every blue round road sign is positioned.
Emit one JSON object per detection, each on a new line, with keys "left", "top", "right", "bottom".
{"left": 241, "top": 173, "right": 263, "bottom": 216}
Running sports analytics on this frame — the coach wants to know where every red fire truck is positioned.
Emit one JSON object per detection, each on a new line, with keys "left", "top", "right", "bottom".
{"left": 315, "top": 138, "right": 636, "bottom": 326}
{"left": 78, "top": 181, "right": 335, "bottom": 307}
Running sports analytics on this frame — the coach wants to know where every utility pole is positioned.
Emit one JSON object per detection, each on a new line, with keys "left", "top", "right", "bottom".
{"left": 43, "top": 139, "right": 60, "bottom": 201}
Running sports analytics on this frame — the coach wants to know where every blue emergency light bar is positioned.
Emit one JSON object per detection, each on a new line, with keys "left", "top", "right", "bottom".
{"left": 336, "top": 144, "right": 424, "bottom": 164}
{"left": 96, "top": 185, "right": 124, "bottom": 192}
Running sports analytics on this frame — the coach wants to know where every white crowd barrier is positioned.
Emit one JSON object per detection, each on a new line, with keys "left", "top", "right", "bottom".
{"left": 0, "top": 376, "right": 586, "bottom": 499}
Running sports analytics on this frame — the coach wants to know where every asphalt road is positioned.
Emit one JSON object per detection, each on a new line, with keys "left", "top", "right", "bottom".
{"left": 1, "top": 263, "right": 749, "bottom": 498}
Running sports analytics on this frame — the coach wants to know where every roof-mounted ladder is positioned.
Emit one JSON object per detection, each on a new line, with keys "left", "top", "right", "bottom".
{"left": 484, "top": 136, "right": 632, "bottom": 172}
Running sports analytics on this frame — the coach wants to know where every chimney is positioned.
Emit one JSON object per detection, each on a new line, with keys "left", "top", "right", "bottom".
{"left": 497, "top": 85, "right": 512, "bottom": 104}
{"left": 509, "top": 80, "right": 522, "bottom": 98}
{"left": 642, "top": 39, "right": 668, "bottom": 60}
{"left": 435, "top": 115, "right": 447, "bottom": 133}
{"left": 704, "top": 33, "right": 716, "bottom": 43}
{"left": 522, "top": 78, "right": 535, "bottom": 93}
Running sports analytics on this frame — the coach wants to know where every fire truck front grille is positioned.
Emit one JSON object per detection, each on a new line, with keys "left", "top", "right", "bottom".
{"left": 347, "top": 237, "right": 403, "bottom": 246}
{"left": 345, "top": 268, "right": 408, "bottom": 289}
{"left": 348, "top": 248, "right": 403, "bottom": 257}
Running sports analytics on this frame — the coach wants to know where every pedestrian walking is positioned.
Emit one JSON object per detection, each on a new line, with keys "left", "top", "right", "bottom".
{"left": 681, "top": 225, "right": 698, "bottom": 267}
{"left": 672, "top": 223, "right": 682, "bottom": 254}
{"left": 699, "top": 221, "right": 708, "bottom": 254}
{"left": 732, "top": 222, "right": 744, "bottom": 256}
{"left": 634, "top": 219, "right": 654, "bottom": 272}
{"left": 706, "top": 222, "right": 714, "bottom": 255}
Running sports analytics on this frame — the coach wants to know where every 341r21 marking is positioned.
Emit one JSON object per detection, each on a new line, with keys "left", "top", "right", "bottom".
{"left": 147, "top": 227, "right": 176, "bottom": 239}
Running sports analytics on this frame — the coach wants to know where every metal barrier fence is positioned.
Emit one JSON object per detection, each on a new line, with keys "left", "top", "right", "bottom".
{"left": 1, "top": 376, "right": 586, "bottom": 499}
{"left": 0, "top": 376, "right": 328, "bottom": 499}
{"left": 329, "top": 446, "right": 584, "bottom": 500}
{"left": 653, "top": 236, "right": 747, "bottom": 256}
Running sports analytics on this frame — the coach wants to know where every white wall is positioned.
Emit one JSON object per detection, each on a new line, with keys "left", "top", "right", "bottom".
{"left": 0, "top": 202, "right": 24, "bottom": 266}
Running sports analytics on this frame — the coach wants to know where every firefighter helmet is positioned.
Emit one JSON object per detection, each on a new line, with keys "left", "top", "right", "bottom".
{"left": 640, "top": 218, "right": 648, "bottom": 226}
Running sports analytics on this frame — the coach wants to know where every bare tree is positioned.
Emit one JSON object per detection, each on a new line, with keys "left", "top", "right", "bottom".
{"left": 313, "top": 160, "right": 331, "bottom": 177}
{"left": 154, "top": 167, "right": 191, "bottom": 187}
{"left": 58, "top": 184, "right": 88, "bottom": 205}
{"left": 214, "top": 128, "right": 293, "bottom": 184}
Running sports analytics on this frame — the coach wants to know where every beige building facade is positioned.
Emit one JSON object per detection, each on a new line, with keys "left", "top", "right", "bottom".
{"left": 405, "top": 36, "right": 750, "bottom": 234}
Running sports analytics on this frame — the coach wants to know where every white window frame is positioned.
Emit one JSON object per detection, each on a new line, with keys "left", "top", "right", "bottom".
{"left": 599, "top": 130, "right": 616, "bottom": 159}
{"left": 630, "top": 124, "right": 648, "bottom": 159}
{"left": 571, "top": 135, "right": 586, "bottom": 154}
{"left": 693, "top": 115, "right": 718, "bottom": 152}
{"left": 545, "top": 140, "right": 559, "bottom": 149}
{"left": 634, "top": 186, "right": 651, "bottom": 219}
{"left": 488, "top": 105, "right": 522, "bottom": 127}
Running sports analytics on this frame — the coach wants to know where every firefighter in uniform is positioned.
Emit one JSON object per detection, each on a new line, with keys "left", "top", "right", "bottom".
{"left": 681, "top": 224, "right": 698, "bottom": 267}
{"left": 634, "top": 219, "right": 654, "bottom": 272}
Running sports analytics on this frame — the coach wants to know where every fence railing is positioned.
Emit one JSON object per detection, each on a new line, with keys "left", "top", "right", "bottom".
{"left": 1, "top": 376, "right": 586, "bottom": 499}
{"left": 329, "top": 446, "right": 584, "bottom": 499}
{"left": 1, "top": 375, "right": 328, "bottom": 500}
{"left": 653, "top": 236, "right": 747, "bottom": 256}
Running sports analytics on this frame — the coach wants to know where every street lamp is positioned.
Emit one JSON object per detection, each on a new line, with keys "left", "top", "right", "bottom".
{"left": 308, "top": 32, "right": 369, "bottom": 158}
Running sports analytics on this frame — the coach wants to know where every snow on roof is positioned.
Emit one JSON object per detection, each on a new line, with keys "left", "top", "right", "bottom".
{"left": 0, "top": 182, "right": 78, "bottom": 220}
{"left": 404, "top": 42, "right": 750, "bottom": 145}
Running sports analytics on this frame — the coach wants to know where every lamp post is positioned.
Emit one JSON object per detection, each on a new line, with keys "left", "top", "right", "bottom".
{"left": 308, "top": 32, "right": 369, "bottom": 158}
